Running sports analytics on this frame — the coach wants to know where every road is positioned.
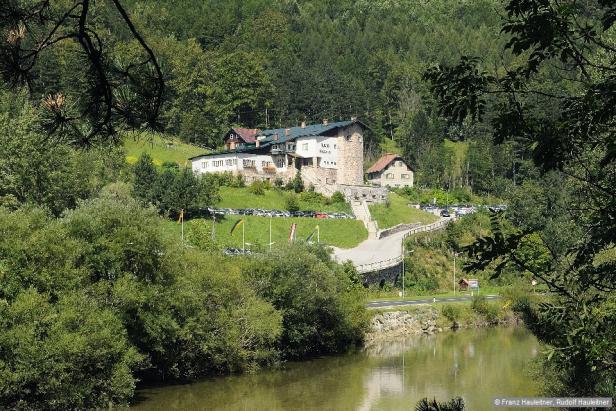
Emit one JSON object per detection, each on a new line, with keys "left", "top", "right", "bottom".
{"left": 330, "top": 217, "right": 451, "bottom": 271}
{"left": 367, "top": 294, "right": 499, "bottom": 309}
{"left": 331, "top": 228, "right": 408, "bottom": 267}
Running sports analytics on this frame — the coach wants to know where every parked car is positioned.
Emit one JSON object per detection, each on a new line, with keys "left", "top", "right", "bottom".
{"left": 440, "top": 209, "right": 451, "bottom": 217}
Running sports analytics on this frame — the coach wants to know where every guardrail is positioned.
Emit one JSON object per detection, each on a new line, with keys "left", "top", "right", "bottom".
{"left": 356, "top": 255, "right": 403, "bottom": 274}
{"left": 401, "top": 218, "right": 451, "bottom": 240}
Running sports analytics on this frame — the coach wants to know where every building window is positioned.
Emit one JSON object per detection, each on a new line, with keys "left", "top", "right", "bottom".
{"left": 345, "top": 134, "right": 351, "bottom": 141}
{"left": 201, "top": 161, "right": 206, "bottom": 169}
{"left": 401, "top": 174, "right": 410, "bottom": 179}
{"left": 277, "top": 159, "right": 284, "bottom": 168}
{"left": 386, "top": 173, "right": 394, "bottom": 179}
{"left": 302, "top": 143, "right": 309, "bottom": 151}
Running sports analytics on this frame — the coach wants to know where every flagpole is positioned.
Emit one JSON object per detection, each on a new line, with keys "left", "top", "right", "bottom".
{"left": 317, "top": 226, "right": 320, "bottom": 244}
{"left": 242, "top": 222, "right": 245, "bottom": 252}
{"left": 269, "top": 216, "right": 272, "bottom": 251}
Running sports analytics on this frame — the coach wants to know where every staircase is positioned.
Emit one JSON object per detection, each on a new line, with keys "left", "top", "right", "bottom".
{"left": 351, "top": 200, "right": 378, "bottom": 239}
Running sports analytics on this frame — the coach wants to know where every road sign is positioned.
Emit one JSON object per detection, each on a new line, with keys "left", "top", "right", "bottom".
{"left": 469, "top": 279, "right": 479, "bottom": 289}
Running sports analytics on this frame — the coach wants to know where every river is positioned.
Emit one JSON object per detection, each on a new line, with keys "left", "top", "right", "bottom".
{"left": 131, "top": 327, "right": 540, "bottom": 411}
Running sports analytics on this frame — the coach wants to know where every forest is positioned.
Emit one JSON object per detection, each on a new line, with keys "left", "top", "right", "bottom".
{"left": 0, "top": 0, "right": 615, "bottom": 409}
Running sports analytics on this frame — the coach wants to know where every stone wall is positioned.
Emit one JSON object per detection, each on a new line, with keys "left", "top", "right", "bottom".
{"left": 365, "top": 307, "right": 441, "bottom": 346}
{"left": 338, "top": 184, "right": 388, "bottom": 203}
{"left": 361, "top": 262, "right": 401, "bottom": 286}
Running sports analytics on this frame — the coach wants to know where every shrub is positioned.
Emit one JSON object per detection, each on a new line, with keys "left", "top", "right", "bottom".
{"left": 242, "top": 244, "right": 368, "bottom": 358}
{"left": 289, "top": 173, "right": 304, "bottom": 193}
{"left": 331, "top": 191, "right": 346, "bottom": 204}
{"left": 471, "top": 295, "right": 500, "bottom": 323}
{"left": 248, "top": 180, "right": 266, "bottom": 195}
{"left": 442, "top": 304, "right": 461, "bottom": 323}
{"left": 0, "top": 290, "right": 142, "bottom": 409}
{"left": 285, "top": 194, "right": 300, "bottom": 212}
{"left": 274, "top": 177, "right": 284, "bottom": 188}
{"left": 299, "top": 190, "right": 325, "bottom": 205}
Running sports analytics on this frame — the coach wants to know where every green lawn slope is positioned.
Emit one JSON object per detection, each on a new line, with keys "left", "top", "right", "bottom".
{"left": 369, "top": 193, "right": 438, "bottom": 229}
{"left": 168, "top": 215, "right": 367, "bottom": 249}
{"left": 123, "top": 132, "right": 205, "bottom": 167}
{"left": 218, "top": 187, "right": 352, "bottom": 213}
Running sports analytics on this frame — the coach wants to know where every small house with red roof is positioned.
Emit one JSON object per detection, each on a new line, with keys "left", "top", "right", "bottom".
{"left": 366, "top": 153, "right": 414, "bottom": 188}
{"left": 224, "top": 127, "right": 259, "bottom": 151}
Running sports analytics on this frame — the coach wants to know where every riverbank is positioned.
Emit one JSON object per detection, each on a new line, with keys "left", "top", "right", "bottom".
{"left": 365, "top": 300, "right": 520, "bottom": 346}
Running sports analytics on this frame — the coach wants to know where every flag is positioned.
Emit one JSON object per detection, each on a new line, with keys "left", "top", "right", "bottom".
{"left": 306, "top": 225, "right": 319, "bottom": 242}
{"left": 230, "top": 218, "right": 245, "bottom": 235}
{"left": 177, "top": 209, "right": 184, "bottom": 224}
{"left": 288, "top": 223, "right": 297, "bottom": 243}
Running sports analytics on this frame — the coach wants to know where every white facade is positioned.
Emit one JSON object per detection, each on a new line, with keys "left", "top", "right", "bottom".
{"left": 295, "top": 136, "right": 338, "bottom": 169}
{"left": 192, "top": 153, "right": 279, "bottom": 175}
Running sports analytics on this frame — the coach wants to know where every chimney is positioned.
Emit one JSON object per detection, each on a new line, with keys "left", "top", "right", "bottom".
{"left": 323, "top": 118, "right": 328, "bottom": 125}
{"left": 351, "top": 116, "right": 357, "bottom": 121}
{"left": 255, "top": 140, "right": 260, "bottom": 148}
{"left": 273, "top": 134, "right": 279, "bottom": 141}
{"left": 285, "top": 128, "right": 290, "bottom": 136}
{"left": 301, "top": 121, "right": 306, "bottom": 128}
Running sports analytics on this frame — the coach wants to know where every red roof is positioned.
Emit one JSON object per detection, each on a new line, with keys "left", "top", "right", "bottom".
{"left": 367, "top": 153, "right": 405, "bottom": 173}
{"left": 232, "top": 127, "right": 259, "bottom": 143}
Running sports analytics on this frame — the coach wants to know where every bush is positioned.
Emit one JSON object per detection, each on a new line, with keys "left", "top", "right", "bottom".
{"left": 471, "top": 295, "right": 500, "bottom": 323}
{"left": 299, "top": 190, "right": 325, "bottom": 205}
{"left": 288, "top": 173, "right": 304, "bottom": 193}
{"left": 0, "top": 290, "right": 142, "bottom": 410}
{"left": 242, "top": 244, "right": 368, "bottom": 358}
{"left": 274, "top": 177, "right": 284, "bottom": 188}
{"left": 331, "top": 191, "right": 346, "bottom": 204}
{"left": 285, "top": 194, "right": 300, "bottom": 212}
{"left": 442, "top": 304, "right": 461, "bottom": 323}
{"left": 248, "top": 180, "right": 266, "bottom": 195}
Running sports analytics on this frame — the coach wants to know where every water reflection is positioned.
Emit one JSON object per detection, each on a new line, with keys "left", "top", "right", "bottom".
{"left": 130, "top": 327, "right": 540, "bottom": 411}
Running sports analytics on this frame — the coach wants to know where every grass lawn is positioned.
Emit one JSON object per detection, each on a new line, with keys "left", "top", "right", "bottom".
{"left": 166, "top": 215, "right": 368, "bottom": 249}
{"left": 218, "top": 187, "right": 352, "bottom": 213}
{"left": 123, "top": 132, "right": 206, "bottom": 167}
{"left": 369, "top": 193, "right": 438, "bottom": 229}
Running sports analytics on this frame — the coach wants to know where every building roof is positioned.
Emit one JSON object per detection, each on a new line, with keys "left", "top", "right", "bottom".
{"left": 231, "top": 127, "right": 259, "bottom": 143}
{"left": 190, "top": 119, "right": 364, "bottom": 160}
{"left": 256, "top": 119, "right": 363, "bottom": 145}
{"left": 366, "top": 153, "right": 410, "bottom": 174}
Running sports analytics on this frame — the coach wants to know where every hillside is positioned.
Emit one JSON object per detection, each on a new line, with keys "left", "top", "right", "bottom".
{"left": 123, "top": 132, "right": 205, "bottom": 167}
{"left": 369, "top": 193, "right": 438, "bottom": 229}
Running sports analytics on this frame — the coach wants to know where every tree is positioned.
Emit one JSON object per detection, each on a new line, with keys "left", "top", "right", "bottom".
{"left": 424, "top": 0, "right": 616, "bottom": 396}
{"left": 133, "top": 153, "right": 157, "bottom": 203}
{"left": 0, "top": 0, "right": 164, "bottom": 144}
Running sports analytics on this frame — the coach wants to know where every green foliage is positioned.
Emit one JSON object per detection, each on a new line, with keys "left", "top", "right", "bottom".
{"left": 248, "top": 180, "right": 266, "bottom": 196}
{"left": 242, "top": 244, "right": 368, "bottom": 358}
{"left": 331, "top": 191, "right": 345, "bottom": 204}
{"left": 415, "top": 397, "right": 465, "bottom": 411}
{"left": 133, "top": 153, "right": 158, "bottom": 201}
{"left": 289, "top": 173, "right": 304, "bottom": 193}
{"left": 133, "top": 160, "right": 220, "bottom": 215}
{"left": 285, "top": 194, "right": 300, "bottom": 212}
{"left": 441, "top": 304, "right": 461, "bottom": 323}
{"left": 0, "top": 290, "right": 143, "bottom": 410}
{"left": 0, "top": 90, "right": 125, "bottom": 216}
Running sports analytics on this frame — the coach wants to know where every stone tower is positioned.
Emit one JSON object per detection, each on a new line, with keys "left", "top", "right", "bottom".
{"left": 336, "top": 122, "right": 364, "bottom": 186}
